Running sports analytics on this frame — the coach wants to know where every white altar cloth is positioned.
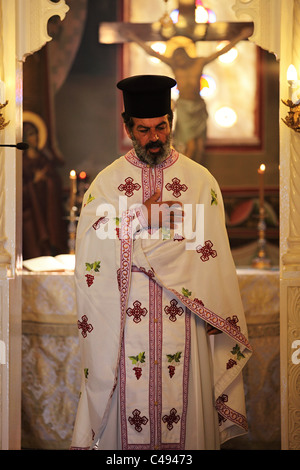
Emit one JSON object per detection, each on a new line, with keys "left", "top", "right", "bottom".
{"left": 21, "top": 268, "right": 280, "bottom": 450}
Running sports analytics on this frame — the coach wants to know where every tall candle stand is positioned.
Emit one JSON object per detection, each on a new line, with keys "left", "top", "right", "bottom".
{"left": 252, "top": 164, "right": 271, "bottom": 269}
{"left": 252, "top": 205, "right": 271, "bottom": 269}
{"left": 68, "top": 170, "right": 78, "bottom": 254}
{"left": 68, "top": 206, "right": 78, "bottom": 255}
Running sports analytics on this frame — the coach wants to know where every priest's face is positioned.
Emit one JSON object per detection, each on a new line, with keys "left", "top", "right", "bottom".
{"left": 127, "top": 115, "right": 172, "bottom": 166}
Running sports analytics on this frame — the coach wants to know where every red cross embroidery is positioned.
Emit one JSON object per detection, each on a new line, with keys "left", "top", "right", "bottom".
{"left": 126, "top": 300, "right": 148, "bottom": 323}
{"left": 118, "top": 177, "right": 141, "bottom": 197}
{"left": 165, "top": 177, "right": 187, "bottom": 198}
{"left": 162, "top": 408, "right": 180, "bottom": 430}
{"left": 77, "top": 315, "right": 93, "bottom": 338}
{"left": 196, "top": 240, "right": 217, "bottom": 262}
{"left": 164, "top": 299, "right": 184, "bottom": 322}
{"left": 128, "top": 409, "right": 149, "bottom": 432}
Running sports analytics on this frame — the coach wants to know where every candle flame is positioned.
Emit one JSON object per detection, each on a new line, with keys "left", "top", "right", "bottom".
{"left": 79, "top": 171, "right": 87, "bottom": 179}
{"left": 260, "top": 164, "right": 265, "bottom": 172}
{"left": 287, "top": 64, "right": 298, "bottom": 82}
{"left": 70, "top": 170, "right": 76, "bottom": 179}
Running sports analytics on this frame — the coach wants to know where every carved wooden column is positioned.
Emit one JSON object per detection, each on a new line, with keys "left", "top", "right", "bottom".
{"left": 279, "top": 0, "right": 300, "bottom": 451}
{"left": 0, "top": 0, "right": 69, "bottom": 449}
{"left": 0, "top": 0, "right": 22, "bottom": 450}
{"left": 233, "top": 0, "right": 300, "bottom": 450}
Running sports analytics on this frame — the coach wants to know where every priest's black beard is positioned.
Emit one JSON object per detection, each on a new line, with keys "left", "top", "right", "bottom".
{"left": 131, "top": 134, "right": 172, "bottom": 166}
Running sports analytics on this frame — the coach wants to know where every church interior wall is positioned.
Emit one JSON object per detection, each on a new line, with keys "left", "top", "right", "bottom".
{"left": 34, "top": 0, "right": 279, "bottom": 262}
{"left": 17, "top": 0, "right": 282, "bottom": 449}
{"left": 54, "top": 0, "right": 120, "bottom": 187}
{"left": 5, "top": 0, "right": 300, "bottom": 452}
{"left": 205, "top": 49, "right": 279, "bottom": 189}
{"left": 44, "top": 0, "right": 280, "bottom": 190}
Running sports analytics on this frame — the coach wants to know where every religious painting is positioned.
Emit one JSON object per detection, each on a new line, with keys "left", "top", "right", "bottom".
{"left": 118, "top": 0, "right": 261, "bottom": 152}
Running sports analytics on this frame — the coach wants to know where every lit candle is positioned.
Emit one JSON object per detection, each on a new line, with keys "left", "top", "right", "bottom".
{"left": 69, "top": 170, "right": 77, "bottom": 211}
{"left": 0, "top": 80, "right": 5, "bottom": 104}
{"left": 258, "top": 163, "right": 265, "bottom": 209}
{"left": 287, "top": 64, "right": 298, "bottom": 102}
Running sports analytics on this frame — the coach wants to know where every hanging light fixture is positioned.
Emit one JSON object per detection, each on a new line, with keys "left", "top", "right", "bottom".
{"left": 152, "top": 0, "right": 176, "bottom": 38}
{"left": 282, "top": 64, "right": 300, "bottom": 132}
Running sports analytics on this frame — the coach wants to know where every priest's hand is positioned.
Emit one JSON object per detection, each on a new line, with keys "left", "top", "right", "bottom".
{"left": 206, "top": 324, "right": 222, "bottom": 335}
{"left": 143, "top": 188, "right": 184, "bottom": 229}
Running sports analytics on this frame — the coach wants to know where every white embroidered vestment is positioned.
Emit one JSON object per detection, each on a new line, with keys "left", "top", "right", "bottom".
{"left": 71, "top": 149, "right": 252, "bottom": 450}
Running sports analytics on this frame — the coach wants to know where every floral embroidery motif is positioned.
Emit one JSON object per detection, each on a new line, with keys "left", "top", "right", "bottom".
{"left": 162, "top": 226, "right": 171, "bottom": 240}
{"left": 173, "top": 233, "right": 185, "bottom": 241}
{"left": 138, "top": 266, "right": 155, "bottom": 278}
{"left": 77, "top": 315, "right": 93, "bottom": 338}
{"left": 231, "top": 344, "right": 245, "bottom": 361}
{"left": 85, "top": 261, "right": 101, "bottom": 272}
{"left": 162, "top": 408, "right": 180, "bottom": 430}
{"left": 211, "top": 188, "right": 218, "bottom": 205}
{"left": 84, "top": 193, "right": 95, "bottom": 207}
{"left": 85, "top": 274, "right": 94, "bottom": 287}
{"left": 92, "top": 217, "right": 108, "bottom": 230}
{"left": 114, "top": 217, "right": 121, "bottom": 239}
{"left": 216, "top": 393, "right": 248, "bottom": 431}
{"left": 128, "top": 352, "right": 146, "bottom": 380}
{"left": 166, "top": 352, "right": 182, "bottom": 378}
{"left": 226, "top": 315, "right": 241, "bottom": 331}
{"left": 164, "top": 299, "right": 184, "bottom": 322}
{"left": 127, "top": 300, "right": 148, "bottom": 323}
{"left": 196, "top": 240, "right": 217, "bottom": 262}
{"left": 194, "top": 298, "right": 204, "bottom": 306}
{"left": 128, "top": 409, "right": 149, "bottom": 432}
{"left": 227, "top": 358, "right": 237, "bottom": 369}
{"left": 118, "top": 177, "right": 141, "bottom": 197}
{"left": 85, "top": 261, "right": 101, "bottom": 287}
{"left": 216, "top": 394, "right": 228, "bottom": 426}
{"left": 182, "top": 287, "right": 192, "bottom": 298}
{"left": 226, "top": 344, "right": 245, "bottom": 369}
{"left": 165, "top": 177, "right": 187, "bottom": 198}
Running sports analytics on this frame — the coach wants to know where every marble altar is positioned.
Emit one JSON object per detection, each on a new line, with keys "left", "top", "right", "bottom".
{"left": 21, "top": 268, "right": 280, "bottom": 450}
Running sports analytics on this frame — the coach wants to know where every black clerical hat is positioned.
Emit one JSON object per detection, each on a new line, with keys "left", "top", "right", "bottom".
{"left": 117, "top": 75, "right": 176, "bottom": 118}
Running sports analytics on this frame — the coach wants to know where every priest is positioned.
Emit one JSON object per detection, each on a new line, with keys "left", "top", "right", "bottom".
{"left": 71, "top": 74, "right": 252, "bottom": 450}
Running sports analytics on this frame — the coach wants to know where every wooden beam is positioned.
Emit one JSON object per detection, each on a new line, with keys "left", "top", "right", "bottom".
{"left": 99, "top": 21, "right": 254, "bottom": 44}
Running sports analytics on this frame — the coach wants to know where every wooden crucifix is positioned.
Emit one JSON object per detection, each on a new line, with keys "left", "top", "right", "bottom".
{"left": 99, "top": 0, "right": 254, "bottom": 163}
{"left": 99, "top": 0, "right": 253, "bottom": 44}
